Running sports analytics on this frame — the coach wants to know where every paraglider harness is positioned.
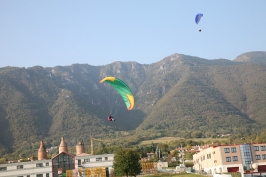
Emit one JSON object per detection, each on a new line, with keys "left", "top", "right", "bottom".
{"left": 108, "top": 114, "right": 115, "bottom": 121}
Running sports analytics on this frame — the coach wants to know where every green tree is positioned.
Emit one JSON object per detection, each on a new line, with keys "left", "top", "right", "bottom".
{"left": 191, "top": 131, "right": 203, "bottom": 138}
{"left": 186, "top": 144, "right": 191, "bottom": 150}
{"left": 185, "top": 152, "right": 195, "bottom": 160}
{"left": 113, "top": 148, "right": 141, "bottom": 177}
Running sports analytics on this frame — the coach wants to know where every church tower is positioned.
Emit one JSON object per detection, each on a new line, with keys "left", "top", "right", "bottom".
{"left": 76, "top": 140, "right": 85, "bottom": 155}
{"left": 38, "top": 140, "right": 47, "bottom": 160}
{"left": 59, "top": 137, "right": 68, "bottom": 153}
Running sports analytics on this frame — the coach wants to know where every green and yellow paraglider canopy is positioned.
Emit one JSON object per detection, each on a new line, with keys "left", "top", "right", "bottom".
{"left": 99, "top": 76, "right": 134, "bottom": 110}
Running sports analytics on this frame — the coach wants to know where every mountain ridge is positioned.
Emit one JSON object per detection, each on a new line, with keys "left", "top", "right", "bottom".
{"left": 0, "top": 51, "right": 265, "bottom": 157}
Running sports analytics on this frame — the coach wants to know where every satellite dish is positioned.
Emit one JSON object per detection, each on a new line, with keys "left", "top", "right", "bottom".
{"left": 252, "top": 163, "right": 258, "bottom": 170}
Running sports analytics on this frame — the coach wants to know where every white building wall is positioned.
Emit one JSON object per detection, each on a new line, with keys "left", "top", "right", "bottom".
{"left": 193, "top": 146, "right": 219, "bottom": 172}
{"left": 0, "top": 154, "right": 115, "bottom": 177}
{"left": 204, "top": 163, "right": 244, "bottom": 175}
{"left": 83, "top": 161, "right": 113, "bottom": 168}
{"left": 75, "top": 154, "right": 114, "bottom": 168}
{"left": 204, "top": 166, "right": 218, "bottom": 174}
{"left": 75, "top": 154, "right": 115, "bottom": 175}
{"left": 157, "top": 162, "right": 168, "bottom": 169}
{"left": 0, "top": 160, "right": 52, "bottom": 177}
{"left": 204, "top": 164, "right": 244, "bottom": 174}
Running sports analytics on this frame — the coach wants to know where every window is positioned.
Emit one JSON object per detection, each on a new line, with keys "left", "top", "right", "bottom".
{"left": 27, "top": 175, "right": 30, "bottom": 177}
{"left": 262, "top": 154, "right": 266, "bottom": 160}
{"left": 231, "top": 147, "right": 237, "bottom": 153}
{"left": 96, "top": 157, "right": 102, "bottom": 161}
{"left": 105, "top": 157, "right": 108, "bottom": 161}
{"left": 37, "top": 174, "right": 43, "bottom": 177}
{"left": 17, "top": 165, "right": 23, "bottom": 169}
{"left": 84, "top": 159, "right": 90, "bottom": 162}
{"left": 219, "top": 168, "right": 222, "bottom": 173}
{"left": 260, "top": 146, "right": 266, "bottom": 151}
{"left": 254, "top": 146, "right": 259, "bottom": 151}
{"left": 46, "top": 173, "right": 50, "bottom": 177}
{"left": 233, "top": 156, "right": 238, "bottom": 161}
{"left": 36, "top": 163, "right": 43, "bottom": 167}
{"left": 244, "top": 152, "right": 251, "bottom": 156}
{"left": 17, "top": 176, "right": 23, "bottom": 177}
{"left": 224, "top": 148, "right": 230, "bottom": 153}
{"left": 226, "top": 157, "right": 231, "bottom": 162}
{"left": 255, "top": 155, "right": 261, "bottom": 160}
{"left": 0, "top": 167, "right": 7, "bottom": 171}
{"left": 206, "top": 154, "right": 210, "bottom": 159}
{"left": 46, "top": 162, "right": 49, "bottom": 166}
{"left": 245, "top": 161, "right": 251, "bottom": 164}
{"left": 78, "top": 159, "right": 81, "bottom": 166}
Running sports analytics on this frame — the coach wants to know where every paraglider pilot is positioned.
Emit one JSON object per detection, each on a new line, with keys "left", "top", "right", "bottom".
{"left": 108, "top": 114, "right": 115, "bottom": 121}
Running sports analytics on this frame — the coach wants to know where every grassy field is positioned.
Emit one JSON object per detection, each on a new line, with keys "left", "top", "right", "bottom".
{"left": 139, "top": 137, "right": 229, "bottom": 145}
{"left": 139, "top": 137, "right": 183, "bottom": 145}
{"left": 139, "top": 173, "right": 206, "bottom": 177}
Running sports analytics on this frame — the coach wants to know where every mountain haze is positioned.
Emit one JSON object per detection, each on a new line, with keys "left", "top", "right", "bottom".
{"left": 0, "top": 51, "right": 266, "bottom": 156}
{"left": 234, "top": 51, "right": 266, "bottom": 64}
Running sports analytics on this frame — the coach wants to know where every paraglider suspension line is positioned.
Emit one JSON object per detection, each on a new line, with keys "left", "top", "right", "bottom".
{"left": 108, "top": 84, "right": 123, "bottom": 116}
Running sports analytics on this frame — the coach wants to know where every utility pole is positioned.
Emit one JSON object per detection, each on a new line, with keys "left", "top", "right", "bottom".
{"left": 90, "top": 134, "right": 94, "bottom": 155}
{"left": 179, "top": 144, "right": 185, "bottom": 165}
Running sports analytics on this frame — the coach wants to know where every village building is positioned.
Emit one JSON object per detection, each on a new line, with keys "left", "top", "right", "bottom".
{"left": 0, "top": 137, "right": 114, "bottom": 177}
{"left": 193, "top": 143, "right": 266, "bottom": 176}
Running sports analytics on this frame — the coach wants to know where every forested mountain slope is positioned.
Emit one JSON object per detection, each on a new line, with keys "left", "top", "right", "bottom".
{"left": 0, "top": 51, "right": 265, "bottom": 156}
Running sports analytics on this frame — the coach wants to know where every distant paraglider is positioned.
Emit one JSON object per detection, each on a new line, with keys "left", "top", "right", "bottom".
{"left": 195, "top": 13, "right": 203, "bottom": 32}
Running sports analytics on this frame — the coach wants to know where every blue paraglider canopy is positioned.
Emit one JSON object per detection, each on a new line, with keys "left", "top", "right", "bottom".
{"left": 195, "top": 13, "right": 203, "bottom": 24}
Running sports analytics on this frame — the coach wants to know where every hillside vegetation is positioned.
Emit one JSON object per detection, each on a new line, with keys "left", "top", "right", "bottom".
{"left": 0, "top": 51, "right": 266, "bottom": 158}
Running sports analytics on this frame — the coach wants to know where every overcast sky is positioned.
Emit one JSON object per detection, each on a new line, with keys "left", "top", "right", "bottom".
{"left": 1, "top": 1, "right": 266, "bottom": 67}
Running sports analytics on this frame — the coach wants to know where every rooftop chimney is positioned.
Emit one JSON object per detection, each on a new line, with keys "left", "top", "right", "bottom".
{"left": 59, "top": 137, "right": 68, "bottom": 154}
{"left": 38, "top": 141, "right": 47, "bottom": 160}
{"left": 76, "top": 140, "right": 85, "bottom": 155}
